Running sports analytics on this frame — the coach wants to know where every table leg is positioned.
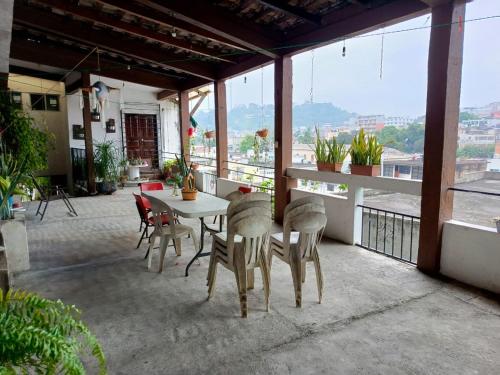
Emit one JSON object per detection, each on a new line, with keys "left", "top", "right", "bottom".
{"left": 185, "top": 217, "right": 206, "bottom": 277}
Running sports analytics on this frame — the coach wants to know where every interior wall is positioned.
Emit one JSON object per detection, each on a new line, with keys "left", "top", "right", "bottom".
{"left": 7, "top": 74, "right": 71, "bottom": 180}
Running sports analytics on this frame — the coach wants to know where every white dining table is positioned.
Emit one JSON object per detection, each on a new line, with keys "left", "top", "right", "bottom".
{"left": 142, "top": 190, "right": 229, "bottom": 276}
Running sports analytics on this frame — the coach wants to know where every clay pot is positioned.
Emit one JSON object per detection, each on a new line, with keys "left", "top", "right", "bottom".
{"left": 328, "top": 162, "right": 343, "bottom": 173}
{"left": 181, "top": 189, "right": 197, "bottom": 201}
{"left": 204, "top": 130, "right": 215, "bottom": 139}
{"left": 350, "top": 164, "right": 381, "bottom": 176}
{"left": 316, "top": 162, "right": 329, "bottom": 172}
{"left": 256, "top": 129, "right": 269, "bottom": 138}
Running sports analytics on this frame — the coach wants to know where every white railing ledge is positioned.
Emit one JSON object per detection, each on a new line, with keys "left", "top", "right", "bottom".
{"left": 291, "top": 187, "right": 348, "bottom": 201}
{"left": 286, "top": 167, "right": 422, "bottom": 196}
{"left": 445, "top": 219, "right": 499, "bottom": 234}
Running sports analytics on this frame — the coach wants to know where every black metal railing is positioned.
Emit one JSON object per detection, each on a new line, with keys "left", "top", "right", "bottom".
{"left": 357, "top": 205, "right": 420, "bottom": 264}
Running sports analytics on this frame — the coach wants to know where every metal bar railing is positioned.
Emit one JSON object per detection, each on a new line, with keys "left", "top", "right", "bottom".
{"left": 449, "top": 187, "right": 500, "bottom": 197}
{"left": 222, "top": 160, "right": 275, "bottom": 170}
{"left": 357, "top": 205, "right": 420, "bottom": 265}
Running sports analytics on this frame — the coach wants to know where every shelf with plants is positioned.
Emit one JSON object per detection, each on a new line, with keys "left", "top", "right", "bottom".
{"left": 313, "top": 127, "right": 348, "bottom": 172}
{"left": 349, "top": 128, "right": 383, "bottom": 177}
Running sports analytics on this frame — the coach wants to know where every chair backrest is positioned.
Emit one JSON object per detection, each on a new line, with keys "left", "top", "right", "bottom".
{"left": 143, "top": 194, "right": 177, "bottom": 235}
{"left": 226, "top": 200, "right": 272, "bottom": 266}
{"left": 140, "top": 182, "right": 164, "bottom": 192}
{"left": 227, "top": 199, "right": 270, "bottom": 221}
{"left": 133, "top": 193, "right": 150, "bottom": 222}
{"left": 241, "top": 191, "right": 272, "bottom": 202}
{"left": 284, "top": 196, "right": 324, "bottom": 219}
{"left": 224, "top": 190, "right": 243, "bottom": 202}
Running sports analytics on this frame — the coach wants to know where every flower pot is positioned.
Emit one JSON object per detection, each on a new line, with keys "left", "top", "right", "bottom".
{"left": 181, "top": 189, "right": 197, "bottom": 201}
{"left": 350, "top": 164, "right": 380, "bottom": 176}
{"left": 204, "top": 130, "right": 215, "bottom": 139}
{"left": 328, "top": 162, "right": 343, "bottom": 173}
{"left": 256, "top": 129, "right": 269, "bottom": 138}
{"left": 316, "top": 162, "right": 329, "bottom": 172}
{"left": 96, "top": 181, "right": 117, "bottom": 195}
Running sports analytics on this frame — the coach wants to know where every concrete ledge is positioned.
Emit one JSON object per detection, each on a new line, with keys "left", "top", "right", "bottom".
{"left": 441, "top": 220, "right": 500, "bottom": 294}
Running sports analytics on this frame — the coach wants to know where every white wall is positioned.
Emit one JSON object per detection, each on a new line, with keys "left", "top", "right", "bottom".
{"left": 441, "top": 220, "right": 500, "bottom": 294}
{"left": 66, "top": 75, "right": 180, "bottom": 164}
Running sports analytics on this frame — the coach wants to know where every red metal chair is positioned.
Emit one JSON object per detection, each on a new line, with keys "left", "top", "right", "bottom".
{"left": 239, "top": 186, "right": 252, "bottom": 194}
{"left": 140, "top": 182, "right": 164, "bottom": 192}
{"left": 133, "top": 193, "right": 173, "bottom": 250}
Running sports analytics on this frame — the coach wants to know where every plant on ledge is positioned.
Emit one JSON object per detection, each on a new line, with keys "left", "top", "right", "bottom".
{"left": 313, "top": 127, "right": 328, "bottom": 171}
{"left": 349, "top": 128, "right": 383, "bottom": 176}
{"left": 0, "top": 289, "right": 106, "bottom": 374}
{"left": 326, "top": 137, "right": 348, "bottom": 173}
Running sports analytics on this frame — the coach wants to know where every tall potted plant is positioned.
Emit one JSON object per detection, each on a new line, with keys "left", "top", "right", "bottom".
{"left": 326, "top": 137, "right": 348, "bottom": 172}
{"left": 175, "top": 154, "right": 197, "bottom": 200}
{"left": 350, "top": 128, "right": 383, "bottom": 176}
{"left": 94, "top": 140, "right": 119, "bottom": 194}
{"left": 313, "top": 127, "right": 329, "bottom": 171}
{"left": 0, "top": 289, "right": 107, "bottom": 374}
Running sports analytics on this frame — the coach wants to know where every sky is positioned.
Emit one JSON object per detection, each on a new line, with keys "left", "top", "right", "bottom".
{"left": 209, "top": 0, "right": 500, "bottom": 119}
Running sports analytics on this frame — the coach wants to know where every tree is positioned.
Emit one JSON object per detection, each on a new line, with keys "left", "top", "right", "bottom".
{"left": 295, "top": 128, "right": 314, "bottom": 144}
{"left": 459, "top": 112, "right": 479, "bottom": 122}
{"left": 239, "top": 134, "right": 255, "bottom": 153}
{"left": 457, "top": 144, "right": 494, "bottom": 159}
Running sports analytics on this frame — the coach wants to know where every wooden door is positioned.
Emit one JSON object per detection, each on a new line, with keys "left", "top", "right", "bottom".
{"left": 125, "top": 114, "right": 158, "bottom": 167}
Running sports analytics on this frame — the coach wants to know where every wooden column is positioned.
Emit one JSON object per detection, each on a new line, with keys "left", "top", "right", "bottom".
{"left": 81, "top": 72, "right": 96, "bottom": 195}
{"left": 418, "top": 0, "right": 465, "bottom": 273}
{"left": 214, "top": 80, "right": 228, "bottom": 178}
{"left": 274, "top": 56, "right": 297, "bottom": 223}
{"left": 179, "top": 90, "right": 190, "bottom": 162}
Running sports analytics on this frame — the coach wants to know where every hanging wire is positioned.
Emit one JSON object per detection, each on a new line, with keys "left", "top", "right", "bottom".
{"left": 379, "top": 27, "right": 385, "bottom": 80}
{"left": 310, "top": 49, "right": 315, "bottom": 104}
{"left": 342, "top": 39, "right": 346, "bottom": 57}
{"left": 260, "top": 67, "right": 264, "bottom": 128}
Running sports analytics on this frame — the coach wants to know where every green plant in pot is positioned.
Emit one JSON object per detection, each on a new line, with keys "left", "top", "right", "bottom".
{"left": 349, "top": 128, "right": 383, "bottom": 176}
{"left": 326, "top": 137, "right": 348, "bottom": 172}
{"left": 313, "top": 127, "right": 328, "bottom": 171}
{"left": 94, "top": 140, "right": 120, "bottom": 194}
{"left": 0, "top": 289, "right": 107, "bottom": 374}
{"left": 163, "top": 159, "right": 177, "bottom": 179}
{"left": 175, "top": 154, "right": 197, "bottom": 200}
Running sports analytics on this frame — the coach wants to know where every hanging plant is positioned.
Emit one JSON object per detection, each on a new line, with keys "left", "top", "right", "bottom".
{"left": 204, "top": 130, "right": 215, "bottom": 139}
{"left": 256, "top": 128, "right": 269, "bottom": 139}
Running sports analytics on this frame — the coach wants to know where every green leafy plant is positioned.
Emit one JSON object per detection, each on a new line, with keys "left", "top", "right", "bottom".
{"left": 94, "top": 140, "right": 120, "bottom": 183}
{"left": 350, "top": 128, "right": 383, "bottom": 166}
{"left": 175, "top": 154, "right": 195, "bottom": 190}
{"left": 0, "top": 144, "right": 28, "bottom": 220}
{"left": 0, "top": 289, "right": 106, "bottom": 374}
{"left": 0, "top": 93, "right": 54, "bottom": 175}
{"left": 312, "top": 126, "right": 328, "bottom": 163}
{"left": 163, "top": 159, "right": 177, "bottom": 171}
{"left": 326, "top": 137, "right": 348, "bottom": 164}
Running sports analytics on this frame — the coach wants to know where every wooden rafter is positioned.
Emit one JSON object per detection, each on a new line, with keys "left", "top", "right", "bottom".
{"left": 256, "top": 0, "right": 322, "bottom": 26}
{"left": 94, "top": 0, "right": 250, "bottom": 52}
{"left": 31, "top": 0, "right": 235, "bottom": 64}
{"left": 135, "top": 0, "right": 280, "bottom": 58}
{"left": 189, "top": 92, "right": 208, "bottom": 116}
{"left": 10, "top": 35, "right": 181, "bottom": 90}
{"left": 13, "top": 3, "right": 218, "bottom": 80}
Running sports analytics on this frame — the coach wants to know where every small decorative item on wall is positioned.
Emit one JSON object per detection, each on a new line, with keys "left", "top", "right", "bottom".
{"left": 91, "top": 109, "right": 101, "bottom": 122}
{"left": 72, "top": 124, "right": 85, "bottom": 140}
{"left": 106, "top": 119, "right": 116, "bottom": 133}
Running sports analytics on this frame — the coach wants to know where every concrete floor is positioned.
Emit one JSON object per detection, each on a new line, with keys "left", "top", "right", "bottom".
{"left": 13, "top": 188, "right": 500, "bottom": 374}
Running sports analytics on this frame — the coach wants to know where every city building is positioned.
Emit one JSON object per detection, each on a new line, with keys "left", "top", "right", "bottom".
{"left": 355, "top": 115, "right": 385, "bottom": 133}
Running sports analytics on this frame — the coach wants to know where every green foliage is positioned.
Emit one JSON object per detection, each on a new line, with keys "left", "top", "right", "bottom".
{"left": 295, "top": 128, "right": 314, "bottom": 144}
{"left": 312, "top": 127, "right": 328, "bottom": 163}
{"left": 0, "top": 144, "right": 28, "bottom": 220}
{"left": 174, "top": 154, "right": 195, "bottom": 190}
{"left": 459, "top": 112, "right": 480, "bottom": 122}
{"left": 350, "top": 128, "right": 383, "bottom": 166}
{"left": 326, "top": 137, "right": 348, "bottom": 164}
{"left": 0, "top": 93, "right": 54, "bottom": 174}
{"left": 0, "top": 289, "right": 106, "bottom": 374}
{"left": 239, "top": 134, "right": 255, "bottom": 154}
{"left": 257, "top": 179, "right": 274, "bottom": 193}
{"left": 376, "top": 124, "right": 425, "bottom": 154}
{"left": 456, "top": 144, "right": 495, "bottom": 159}
{"left": 94, "top": 140, "right": 120, "bottom": 183}
{"left": 336, "top": 132, "right": 355, "bottom": 145}
{"left": 162, "top": 159, "right": 177, "bottom": 171}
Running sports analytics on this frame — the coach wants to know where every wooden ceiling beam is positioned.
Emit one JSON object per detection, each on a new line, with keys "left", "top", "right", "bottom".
{"left": 135, "top": 0, "right": 280, "bottom": 58}
{"left": 10, "top": 35, "right": 182, "bottom": 90}
{"left": 13, "top": 3, "right": 218, "bottom": 80}
{"left": 95, "top": 0, "right": 250, "bottom": 53}
{"left": 256, "top": 0, "right": 322, "bottom": 26}
{"left": 281, "top": 0, "right": 429, "bottom": 56}
{"left": 32, "top": 0, "right": 235, "bottom": 64}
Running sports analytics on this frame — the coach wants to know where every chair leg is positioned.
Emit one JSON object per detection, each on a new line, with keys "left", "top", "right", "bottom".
{"left": 290, "top": 254, "right": 302, "bottom": 308}
{"left": 301, "top": 262, "right": 306, "bottom": 284}
{"left": 173, "top": 238, "right": 182, "bottom": 256}
{"left": 267, "top": 251, "right": 273, "bottom": 290}
{"left": 190, "top": 229, "right": 199, "bottom": 254}
{"left": 137, "top": 226, "right": 148, "bottom": 249}
{"left": 247, "top": 269, "right": 254, "bottom": 290}
{"left": 312, "top": 249, "right": 324, "bottom": 304}
{"left": 259, "top": 250, "right": 270, "bottom": 312}
{"left": 207, "top": 242, "right": 216, "bottom": 283}
{"left": 139, "top": 220, "right": 143, "bottom": 232}
{"left": 207, "top": 254, "right": 218, "bottom": 299}
{"left": 158, "top": 237, "right": 170, "bottom": 273}
{"left": 234, "top": 251, "right": 248, "bottom": 318}
{"left": 147, "top": 235, "right": 157, "bottom": 270}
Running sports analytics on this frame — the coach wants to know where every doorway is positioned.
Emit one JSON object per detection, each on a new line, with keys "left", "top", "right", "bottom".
{"left": 124, "top": 114, "right": 159, "bottom": 168}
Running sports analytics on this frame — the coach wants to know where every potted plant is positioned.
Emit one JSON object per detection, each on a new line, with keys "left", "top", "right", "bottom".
{"left": 313, "top": 127, "right": 328, "bottom": 171}
{"left": 349, "top": 128, "right": 383, "bottom": 176}
{"left": 94, "top": 140, "right": 119, "bottom": 194}
{"left": 326, "top": 137, "right": 348, "bottom": 172}
{"left": 163, "top": 159, "right": 177, "bottom": 179}
{"left": 0, "top": 289, "right": 106, "bottom": 374}
{"left": 175, "top": 154, "right": 197, "bottom": 200}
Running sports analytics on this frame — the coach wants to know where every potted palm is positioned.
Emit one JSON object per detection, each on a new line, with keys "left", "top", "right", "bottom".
{"left": 175, "top": 154, "right": 197, "bottom": 201}
{"left": 350, "top": 128, "right": 383, "bottom": 176}
{"left": 0, "top": 289, "right": 106, "bottom": 374}
{"left": 326, "top": 137, "right": 348, "bottom": 172}
{"left": 94, "top": 140, "right": 119, "bottom": 194}
{"left": 313, "top": 127, "right": 329, "bottom": 171}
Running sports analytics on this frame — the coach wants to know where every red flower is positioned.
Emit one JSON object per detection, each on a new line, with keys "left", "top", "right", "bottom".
{"left": 188, "top": 127, "right": 195, "bottom": 137}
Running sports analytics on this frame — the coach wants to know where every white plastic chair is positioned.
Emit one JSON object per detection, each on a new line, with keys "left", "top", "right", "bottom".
{"left": 207, "top": 199, "right": 272, "bottom": 317}
{"left": 205, "top": 190, "right": 243, "bottom": 235}
{"left": 269, "top": 198, "right": 326, "bottom": 307}
{"left": 241, "top": 191, "right": 272, "bottom": 202}
{"left": 145, "top": 194, "right": 198, "bottom": 273}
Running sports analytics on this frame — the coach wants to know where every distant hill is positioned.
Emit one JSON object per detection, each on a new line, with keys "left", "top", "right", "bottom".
{"left": 193, "top": 102, "right": 355, "bottom": 133}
